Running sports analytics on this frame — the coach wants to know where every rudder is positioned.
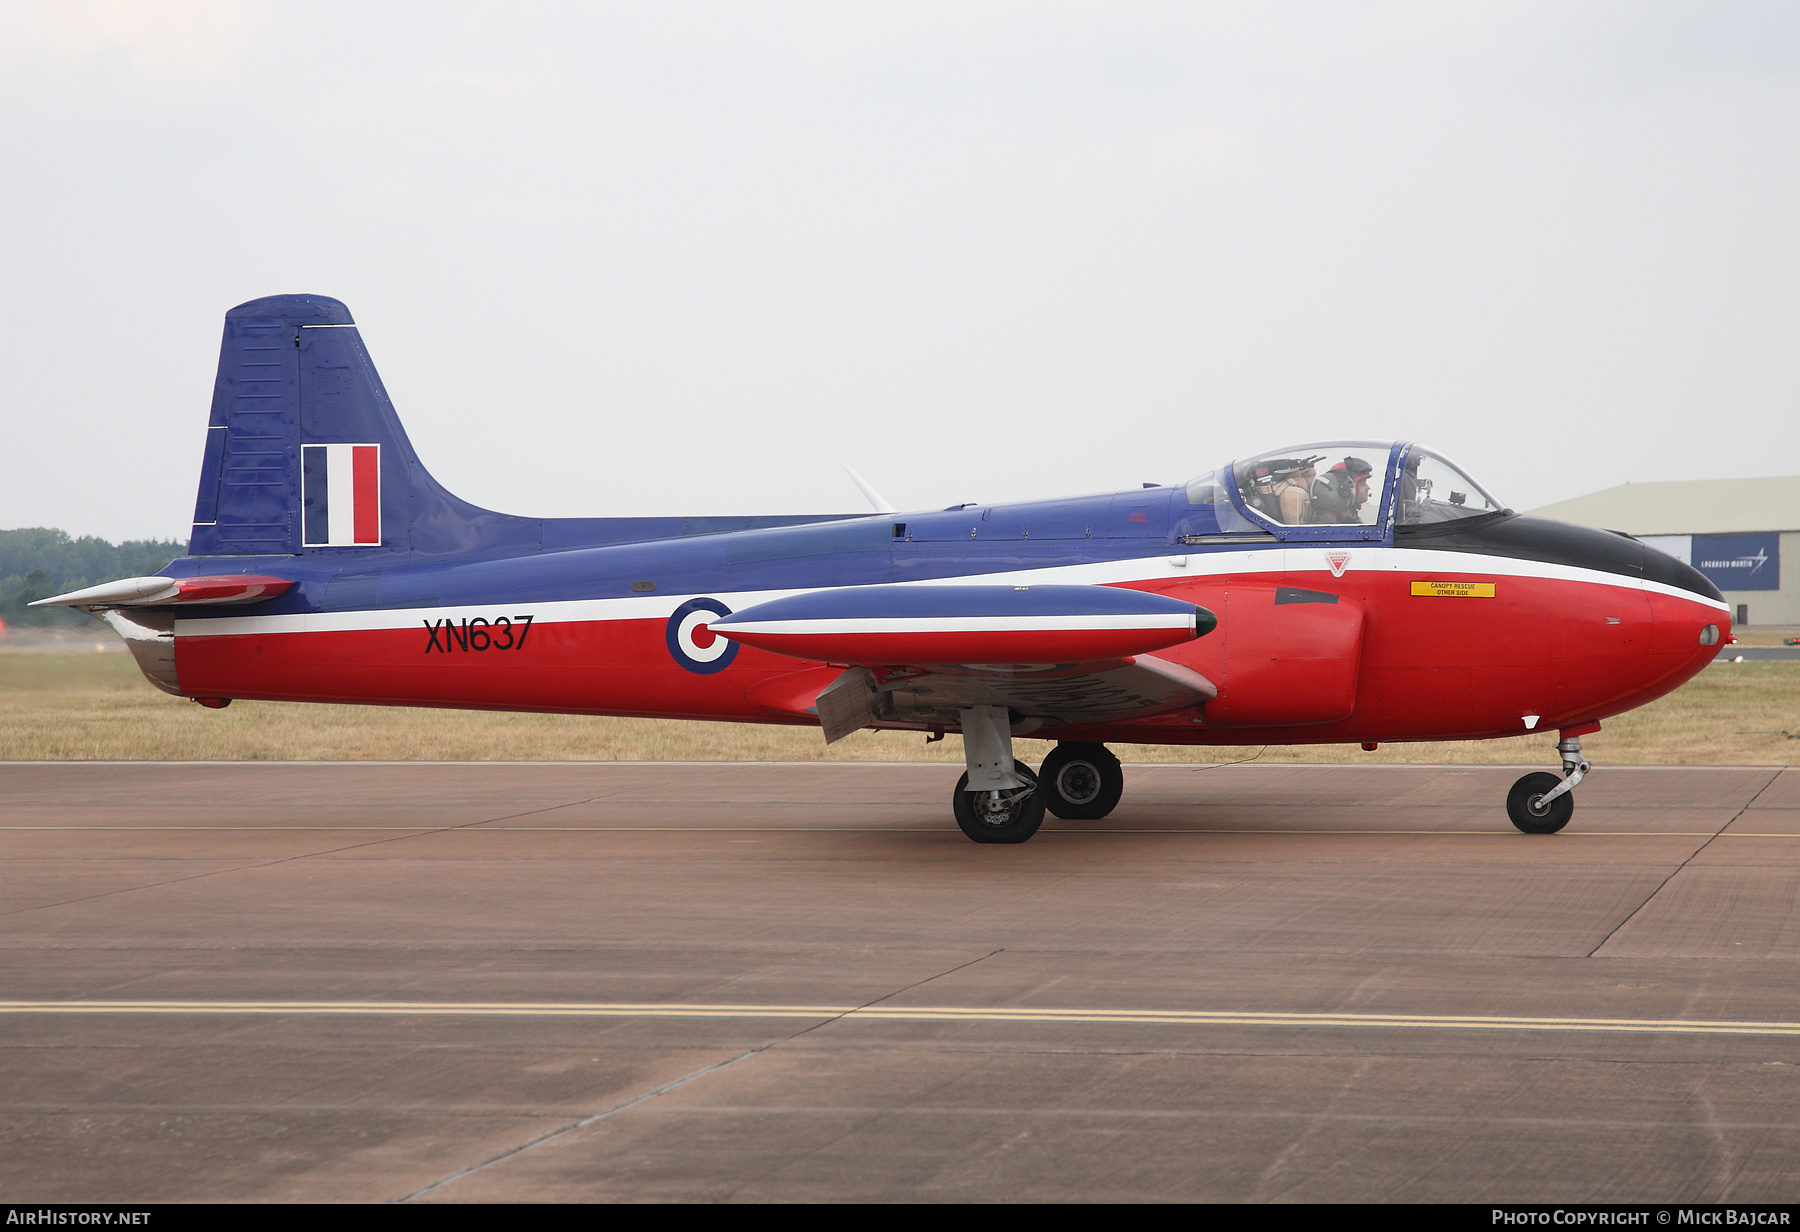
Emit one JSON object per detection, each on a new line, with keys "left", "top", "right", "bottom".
{"left": 188, "top": 294, "right": 507, "bottom": 558}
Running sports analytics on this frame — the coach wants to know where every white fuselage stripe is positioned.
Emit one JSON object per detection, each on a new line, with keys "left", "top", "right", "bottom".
{"left": 171, "top": 545, "right": 1727, "bottom": 638}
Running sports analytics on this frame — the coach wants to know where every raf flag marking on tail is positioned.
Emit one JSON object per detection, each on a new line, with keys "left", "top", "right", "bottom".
{"left": 302, "top": 443, "right": 381, "bottom": 546}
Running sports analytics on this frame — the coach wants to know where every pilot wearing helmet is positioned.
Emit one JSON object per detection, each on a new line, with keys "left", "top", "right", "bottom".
{"left": 1270, "top": 456, "right": 1322, "bottom": 524}
{"left": 1313, "top": 456, "right": 1375, "bottom": 523}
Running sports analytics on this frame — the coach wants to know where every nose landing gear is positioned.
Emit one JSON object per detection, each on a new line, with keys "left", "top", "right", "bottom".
{"left": 1507, "top": 734, "right": 1592, "bottom": 834}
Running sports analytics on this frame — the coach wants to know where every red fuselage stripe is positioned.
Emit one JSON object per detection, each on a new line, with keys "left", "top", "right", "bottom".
{"left": 170, "top": 567, "right": 1727, "bottom": 745}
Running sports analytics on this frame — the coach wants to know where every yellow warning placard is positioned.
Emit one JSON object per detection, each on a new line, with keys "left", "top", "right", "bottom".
{"left": 1411, "top": 580, "right": 1495, "bottom": 598}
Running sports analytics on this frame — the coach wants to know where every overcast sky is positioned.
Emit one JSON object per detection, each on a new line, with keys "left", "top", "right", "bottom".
{"left": 3, "top": 1, "right": 1797, "bottom": 542}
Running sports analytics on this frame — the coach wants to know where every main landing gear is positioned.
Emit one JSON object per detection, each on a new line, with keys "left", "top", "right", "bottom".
{"left": 951, "top": 706, "right": 1048, "bottom": 843}
{"left": 950, "top": 709, "right": 1124, "bottom": 843}
{"left": 952, "top": 761, "right": 1046, "bottom": 843}
{"left": 1037, "top": 742, "right": 1124, "bottom": 821}
{"left": 1506, "top": 734, "right": 1592, "bottom": 834}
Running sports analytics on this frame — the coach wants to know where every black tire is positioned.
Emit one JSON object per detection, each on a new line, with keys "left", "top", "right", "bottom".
{"left": 952, "top": 762, "right": 1046, "bottom": 844}
{"left": 1038, "top": 742, "right": 1124, "bottom": 820}
{"left": 1507, "top": 771, "right": 1574, "bottom": 834}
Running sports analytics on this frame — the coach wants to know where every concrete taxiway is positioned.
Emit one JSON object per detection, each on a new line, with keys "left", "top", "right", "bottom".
{"left": 3, "top": 759, "right": 1799, "bottom": 1203}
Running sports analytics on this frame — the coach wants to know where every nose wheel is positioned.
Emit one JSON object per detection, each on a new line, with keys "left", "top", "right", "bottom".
{"left": 1507, "top": 772, "right": 1574, "bottom": 833}
{"left": 1506, "top": 735, "right": 1590, "bottom": 834}
{"left": 1038, "top": 742, "right": 1124, "bottom": 820}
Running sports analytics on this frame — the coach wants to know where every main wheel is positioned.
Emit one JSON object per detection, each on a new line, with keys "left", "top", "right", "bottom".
{"left": 1037, "top": 742, "right": 1124, "bottom": 820}
{"left": 952, "top": 762, "right": 1046, "bottom": 844}
{"left": 1507, "top": 771, "right": 1574, "bottom": 834}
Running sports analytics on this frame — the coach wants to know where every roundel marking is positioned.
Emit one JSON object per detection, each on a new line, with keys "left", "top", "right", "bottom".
{"left": 666, "top": 597, "right": 739, "bottom": 674}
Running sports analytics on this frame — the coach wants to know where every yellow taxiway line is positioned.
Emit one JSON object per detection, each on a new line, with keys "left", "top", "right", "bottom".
{"left": 4, "top": 1000, "right": 1800, "bottom": 1037}
{"left": 3, "top": 827, "right": 1794, "bottom": 837}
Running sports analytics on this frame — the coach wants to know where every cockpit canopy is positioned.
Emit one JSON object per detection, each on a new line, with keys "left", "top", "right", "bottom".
{"left": 1186, "top": 442, "right": 1506, "bottom": 533}
{"left": 1395, "top": 447, "right": 1505, "bottom": 525}
{"left": 1234, "top": 442, "right": 1391, "bottom": 528}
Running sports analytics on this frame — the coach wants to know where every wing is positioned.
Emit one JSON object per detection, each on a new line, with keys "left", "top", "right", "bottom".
{"left": 714, "top": 584, "right": 1218, "bottom": 742}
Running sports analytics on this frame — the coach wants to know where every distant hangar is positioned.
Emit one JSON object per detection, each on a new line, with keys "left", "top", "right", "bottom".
{"left": 1532, "top": 476, "right": 1798, "bottom": 626}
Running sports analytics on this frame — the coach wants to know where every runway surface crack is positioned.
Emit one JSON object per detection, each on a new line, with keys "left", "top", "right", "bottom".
{"left": 392, "top": 947, "right": 1005, "bottom": 1203}
{"left": 1586, "top": 769, "right": 1781, "bottom": 958}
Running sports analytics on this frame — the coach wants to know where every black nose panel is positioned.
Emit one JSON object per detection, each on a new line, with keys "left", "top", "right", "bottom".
{"left": 1397, "top": 514, "right": 1719, "bottom": 601}
{"left": 1640, "top": 538, "right": 1725, "bottom": 602}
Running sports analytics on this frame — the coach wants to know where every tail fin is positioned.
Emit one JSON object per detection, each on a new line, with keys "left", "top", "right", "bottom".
{"left": 188, "top": 293, "right": 860, "bottom": 561}
{"left": 189, "top": 293, "right": 517, "bottom": 558}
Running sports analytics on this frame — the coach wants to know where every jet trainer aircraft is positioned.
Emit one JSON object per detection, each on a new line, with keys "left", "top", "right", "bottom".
{"left": 39, "top": 294, "right": 1732, "bottom": 842}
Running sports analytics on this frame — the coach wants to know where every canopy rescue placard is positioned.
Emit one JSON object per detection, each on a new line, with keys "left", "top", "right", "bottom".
{"left": 1411, "top": 580, "right": 1496, "bottom": 598}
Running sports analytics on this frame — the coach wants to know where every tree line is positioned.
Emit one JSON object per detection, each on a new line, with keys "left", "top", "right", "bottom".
{"left": 0, "top": 528, "right": 186, "bottom": 628}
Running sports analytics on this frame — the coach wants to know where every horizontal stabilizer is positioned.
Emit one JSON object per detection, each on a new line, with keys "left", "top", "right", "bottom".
{"left": 31, "top": 575, "right": 294, "bottom": 609}
{"left": 712, "top": 584, "right": 1214, "bottom": 666}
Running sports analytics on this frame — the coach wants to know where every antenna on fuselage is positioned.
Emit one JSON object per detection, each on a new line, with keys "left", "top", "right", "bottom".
{"left": 843, "top": 465, "right": 898, "bottom": 514}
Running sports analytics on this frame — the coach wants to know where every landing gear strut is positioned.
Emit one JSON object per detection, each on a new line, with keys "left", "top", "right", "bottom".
{"left": 1506, "top": 735, "right": 1591, "bottom": 834}
{"left": 1038, "top": 742, "right": 1124, "bottom": 820}
{"left": 952, "top": 705, "right": 1046, "bottom": 843}
{"left": 952, "top": 762, "right": 1045, "bottom": 843}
